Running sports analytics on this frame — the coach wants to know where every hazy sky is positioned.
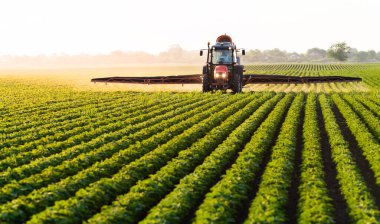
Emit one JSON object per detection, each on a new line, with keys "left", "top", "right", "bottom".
{"left": 0, "top": 0, "right": 379, "bottom": 56}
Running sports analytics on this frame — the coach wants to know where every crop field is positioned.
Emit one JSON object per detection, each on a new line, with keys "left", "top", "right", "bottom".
{"left": 0, "top": 64, "right": 379, "bottom": 223}
{"left": 244, "top": 63, "right": 379, "bottom": 92}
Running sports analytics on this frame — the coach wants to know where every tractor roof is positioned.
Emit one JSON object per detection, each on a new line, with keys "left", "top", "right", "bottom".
{"left": 213, "top": 34, "right": 235, "bottom": 50}
{"left": 212, "top": 42, "right": 235, "bottom": 50}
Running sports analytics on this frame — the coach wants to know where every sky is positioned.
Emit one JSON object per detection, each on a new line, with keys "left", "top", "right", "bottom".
{"left": 0, "top": 0, "right": 379, "bottom": 56}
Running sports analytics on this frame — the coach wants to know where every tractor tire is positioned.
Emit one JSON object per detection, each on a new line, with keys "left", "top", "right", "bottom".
{"left": 202, "top": 74, "right": 211, "bottom": 92}
{"left": 232, "top": 72, "right": 242, "bottom": 93}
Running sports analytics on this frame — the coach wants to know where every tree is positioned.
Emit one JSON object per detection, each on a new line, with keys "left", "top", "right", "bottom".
{"left": 307, "top": 48, "right": 326, "bottom": 60}
{"left": 264, "top": 48, "right": 287, "bottom": 62}
{"left": 327, "top": 42, "right": 351, "bottom": 61}
{"left": 368, "top": 50, "right": 376, "bottom": 61}
{"left": 355, "top": 51, "right": 369, "bottom": 62}
{"left": 348, "top": 48, "right": 358, "bottom": 60}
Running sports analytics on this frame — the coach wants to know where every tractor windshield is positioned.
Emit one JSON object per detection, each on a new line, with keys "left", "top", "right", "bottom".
{"left": 212, "top": 49, "right": 233, "bottom": 64}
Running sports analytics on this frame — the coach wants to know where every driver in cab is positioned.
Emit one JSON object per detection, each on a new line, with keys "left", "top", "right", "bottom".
{"left": 218, "top": 51, "right": 232, "bottom": 64}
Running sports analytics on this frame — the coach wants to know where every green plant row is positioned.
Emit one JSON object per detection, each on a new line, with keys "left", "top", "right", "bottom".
{"left": 0, "top": 95, "right": 202, "bottom": 171}
{"left": 296, "top": 93, "right": 334, "bottom": 223}
{"left": 367, "top": 94, "right": 380, "bottom": 106}
{"left": 0, "top": 95, "right": 87, "bottom": 117}
{"left": 319, "top": 94, "right": 380, "bottom": 222}
{"left": 85, "top": 93, "right": 273, "bottom": 224}
{"left": 0, "top": 90, "right": 126, "bottom": 116}
{"left": 0, "top": 92, "right": 181, "bottom": 142}
{"left": 192, "top": 93, "right": 294, "bottom": 224}
{"left": 0, "top": 93, "right": 111, "bottom": 123}
{"left": 352, "top": 94, "right": 380, "bottom": 118}
{"left": 0, "top": 96, "right": 214, "bottom": 187}
{"left": 0, "top": 96, "right": 217, "bottom": 199}
{"left": 0, "top": 94, "right": 246, "bottom": 223}
{"left": 1, "top": 92, "right": 192, "bottom": 137}
{"left": 0, "top": 92, "right": 130, "bottom": 130}
{"left": 0, "top": 92, "right": 180, "bottom": 123}
{"left": 242, "top": 93, "right": 304, "bottom": 223}
{"left": 0, "top": 93, "right": 195, "bottom": 157}
{"left": 0, "top": 94, "right": 155, "bottom": 149}
{"left": 25, "top": 94, "right": 253, "bottom": 224}
{"left": 0, "top": 94, "right": 133, "bottom": 135}
{"left": 331, "top": 94, "right": 380, "bottom": 185}
{"left": 341, "top": 94, "right": 380, "bottom": 141}
{"left": 139, "top": 93, "right": 285, "bottom": 224}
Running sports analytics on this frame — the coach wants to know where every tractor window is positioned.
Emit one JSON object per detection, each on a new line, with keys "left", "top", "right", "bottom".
{"left": 212, "top": 50, "right": 233, "bottom": 64}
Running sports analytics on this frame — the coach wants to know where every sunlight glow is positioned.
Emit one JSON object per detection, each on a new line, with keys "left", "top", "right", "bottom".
{"left": 0, "top": 0, "right": 378, "bottom": 55}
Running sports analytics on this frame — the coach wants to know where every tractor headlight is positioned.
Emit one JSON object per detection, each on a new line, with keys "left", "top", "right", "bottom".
{"left": 214, "top": 72, "right": 227, "bottom": 79}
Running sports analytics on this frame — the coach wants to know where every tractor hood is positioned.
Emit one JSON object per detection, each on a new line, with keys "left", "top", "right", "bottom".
{"left": 214, "top": 65, "right": 228, "bottom": 74}
{"left": 214, "top": 65, "right": 229, "bottom": 80}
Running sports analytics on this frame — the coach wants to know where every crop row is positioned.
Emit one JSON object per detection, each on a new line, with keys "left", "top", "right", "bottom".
{"left": 0, "top": 92, "right": 178, "bottom": 139}
{"left": 0, "top": 93, "right": 196, "bottom": 151}
{"left": 341, "top": 94, "right": 380, "bottom": 141}
{"left": 297, "top": 93, "right": 334, "bottom": 223}
{"left": 0, "top": 93, "right": 249, "bottom": 223}
{"left": 319, "top": 94, "right": 380, "bottom": 222}
{"left": 0, "top": 95, "right": 203, "bottom": 171}
{"left": 352, "top": 94, "right": 380, "bottom": 118}
{"left": 151, "top": 93, "right": 291, "bottom": 223}
{"left": 0, "top": 93, "right": 127, "bottom": 127}
{"left": 1, "top": 92, "right": 194, "bottom": 134}
{"left": 0, "top": 95, "right": 220, "bottom": 200}
{"left": 192, "top": 93, "right": 294, "bottom": 223}
{"left": 25, "top": 94, "right": 254, "bottom": 223}
{"left": 84, "top": 93, "right": 275, "bottom": 223}
{"left": 242, "top": 93, "right": 304, "bottom": 223}
{"left": 0, "top": 89, "right": 128, "bottom": 114}
{"left": 0, "top": 95, "right": 161, "bottom": 148}
{"left": 140, "top": 93, "right": 286, "bottom": 224}
{"left": 0, "top": 94, "right": 132, "bottom": 134}
{"left": 331, "top": 94, "right": 380, "bottom": 185}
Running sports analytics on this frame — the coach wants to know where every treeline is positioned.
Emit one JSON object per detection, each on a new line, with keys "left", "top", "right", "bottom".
{"left": 0, "top": 45, "right": 379, "bottom": 68}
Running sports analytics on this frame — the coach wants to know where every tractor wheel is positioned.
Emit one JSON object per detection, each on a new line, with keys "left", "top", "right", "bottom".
{"left": 232, "top": 72, "right": 242, "bottom": 93}
{"left": 202, "top": 74, "right": 211, "bottom": 92}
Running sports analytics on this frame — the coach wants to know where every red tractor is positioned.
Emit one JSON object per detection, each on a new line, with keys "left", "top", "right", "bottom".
{"left": 200, "top": 34, "right": 245, "bottom": 93}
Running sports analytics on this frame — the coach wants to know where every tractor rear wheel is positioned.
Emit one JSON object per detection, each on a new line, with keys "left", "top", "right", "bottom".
{"left": 232, "top": 72, "right": 242, "bottom": 93}
{"left": 202, "top": 74, "right": 211, "bottom": 92}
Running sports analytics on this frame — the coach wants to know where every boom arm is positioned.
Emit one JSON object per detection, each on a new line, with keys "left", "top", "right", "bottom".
{"left": 242, "top": 74, "right": 362, "bottom": 85}
{"left": 91, "top": 74, "right": 202, "bottom": 84}
{"left": 91, "top": 74, "right": 361, "bottom": 85}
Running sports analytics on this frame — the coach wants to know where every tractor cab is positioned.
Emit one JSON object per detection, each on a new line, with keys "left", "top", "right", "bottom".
{"left": 200, "top": 34, "right": 245, "bottom": 93}
{"left": 211, "top": 44, "right": 235, "bottom": 65}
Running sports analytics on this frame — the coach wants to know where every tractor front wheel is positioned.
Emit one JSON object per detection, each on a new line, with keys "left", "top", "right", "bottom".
{"left": 202, "top": 74, "right": 211, "bottom": 92}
